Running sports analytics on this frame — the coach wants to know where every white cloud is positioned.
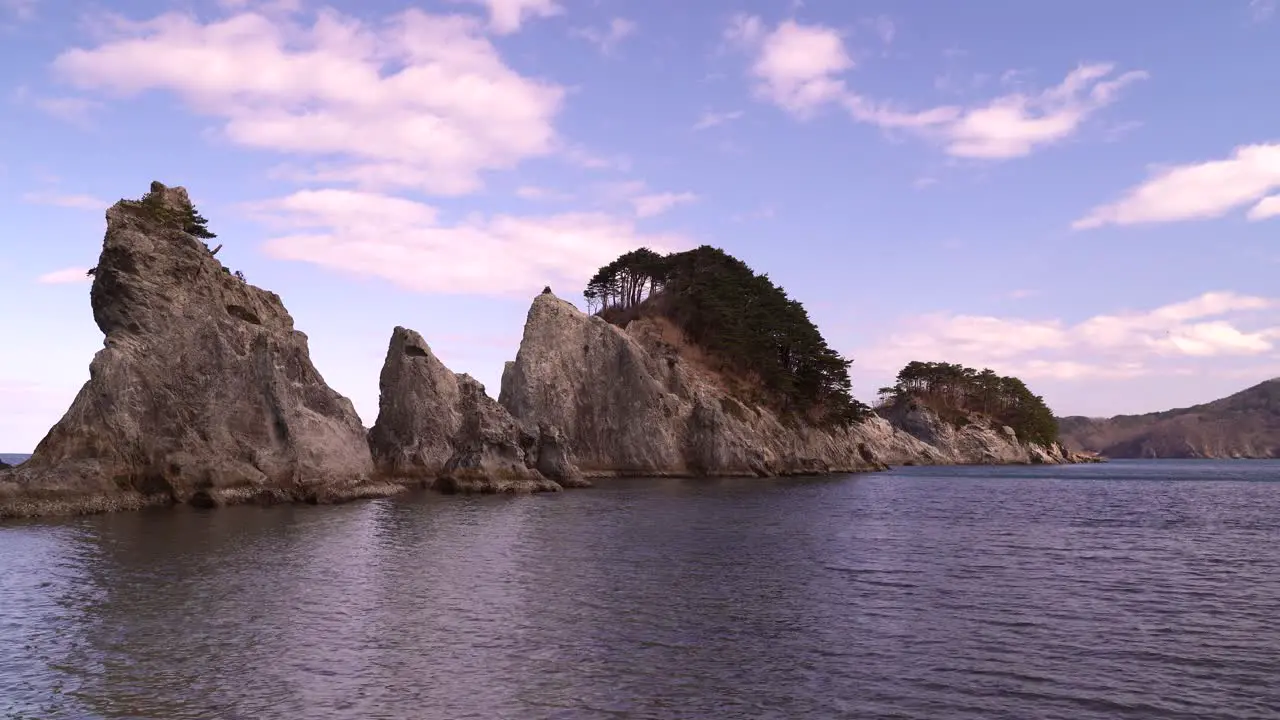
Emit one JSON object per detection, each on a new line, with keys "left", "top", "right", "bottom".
{"left": 248, "top": 189, "right": 688, "bottom": 295}
{"left": 591, "top": 181, "right": 698, "bottom": 218}
{"left": 1249, "top": 194, "right": 1280, "bottom": 220}
{"left": 728, "top": 16, "right": 1144, "bottom": 158}
{"left": 939, "top": 63, "right": 1148, "bottom": 159}
{"left": 571, "top": 17, "right": 636, "bottom": 54}
{"left": 747, "top": 20, "right": 854, "bottom": 117}
{"left": 53, "top": 8, "right": 565, "bottom": 196}
{"left": 455, "top": 0, "right": 562, "bottom": 34}
{"left": 22, "top": 192, "right": 109, "bottom": 209}
{"left": 692, "top": 109, "right": 743, "bottom": 131}
{"left": 32, "top": 96, "right": 103, "bottom": 126}
{"left": 1251, "top": 0, "right": 1276, "bottom": 22}
{"left": 631, "top": 191, "right": 697, "bottom": 218}
{"left": 564, "top": 145, "right": 631, "bottom": 171}
{"left": 216, "top": 0, "right": 302, "bottom": 13}
{"left": 516, "top": 185, "right": 572, "bottom": 201}
{"left": 855, "top": 291, "right": 1280, "bottom": 382}
{"left": 10, "top": 86, "right": 103, "bottom": 127}
{"left": 37, "top": 267, "right": 92, "bottom": 284}
{"left": 1074, "top": 143, "right": 1280, "bottom": 229}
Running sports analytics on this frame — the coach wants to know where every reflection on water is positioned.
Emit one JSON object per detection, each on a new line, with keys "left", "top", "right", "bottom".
{"left": 3, "top": 461, "right": 1280, "bottom": 719}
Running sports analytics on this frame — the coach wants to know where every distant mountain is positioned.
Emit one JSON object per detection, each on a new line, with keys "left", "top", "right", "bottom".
{"left": 1058, "top": 379, "right": 1280, "bottom": 459}
{"left": 0, "top": 454, "right": 30, "bottom": 467}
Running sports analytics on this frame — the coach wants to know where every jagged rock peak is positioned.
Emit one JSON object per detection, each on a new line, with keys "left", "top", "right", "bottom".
{"left": 369, "top": 325, "right": 583, "bottom": 493}
{"left": 0, "top": 180, "right": 392, "bottom": 519}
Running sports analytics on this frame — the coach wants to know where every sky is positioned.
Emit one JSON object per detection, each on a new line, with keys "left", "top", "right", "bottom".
{"left": 1, "top": 0, "right": 1279, "bottom": 451}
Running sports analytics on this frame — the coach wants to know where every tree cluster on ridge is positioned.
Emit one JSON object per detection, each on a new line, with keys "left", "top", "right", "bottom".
{"left": 584, "top": 245, "right": 870, "bottom": 426}
{"left": 878, "top": 360, "right": 1059, "bottom": 446}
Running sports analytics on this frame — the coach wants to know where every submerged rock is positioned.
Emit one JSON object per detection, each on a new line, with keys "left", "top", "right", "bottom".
{"left": 0, "top": 182, "right": 393, "bottom": 519}
{"left": 368, "top": 326, "right": 582, "bottom": 493}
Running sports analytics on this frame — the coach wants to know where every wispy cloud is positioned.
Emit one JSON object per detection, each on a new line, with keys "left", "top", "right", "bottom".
{"left": 37, "top": 267, "right": 92, "bottom": 284}
{"left": 726, "top": 15, "right": 1146, "bottom": 160}
{"left": 453, "top": 0, "right": 563, "bottom": 34}
{"left": 631, "top": 191, "right": 697, "bottom": 218}
{"left": 571, "top": 17, "right": 636, "bottom": 54}
{"left": 22, "top": 191, "right": 109, "bottom": 210}
{"left": 1, "top": 0, "right": 37, "bottom": 21}
{"left": 692, "top": 109, "right": 743, "bottom": 131}
{"left": 516, "top": 185, "right": 573, "bottom": 201}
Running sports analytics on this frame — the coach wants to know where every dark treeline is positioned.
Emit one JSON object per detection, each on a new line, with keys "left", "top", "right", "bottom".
{"left": 878, "top": 361, "right": 1058, "bottom": 446}
{"left": 584, "top": 246, "right": 870, "bottom": 426}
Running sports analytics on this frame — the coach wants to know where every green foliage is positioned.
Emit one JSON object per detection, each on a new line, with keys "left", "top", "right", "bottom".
{"left": 880, "top": 360, "right": 1059, "bottom": 446}
{"left": 584, "top": 245, "right": 870, "bottom": 426}
{"left": 125, "top": 181, "right": 217, "bottom": 239}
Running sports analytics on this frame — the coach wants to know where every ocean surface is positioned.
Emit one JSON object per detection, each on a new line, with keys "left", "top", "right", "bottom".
{"left": 2, "top": 460, "right": 1279, "bottom": 719}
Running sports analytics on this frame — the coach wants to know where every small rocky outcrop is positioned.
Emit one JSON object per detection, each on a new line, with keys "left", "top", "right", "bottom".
{"left": 0, "top": 182, "right": 393, "bottom": 519}
{"left": 368, "top": 326, "right": 585, "bottom": 493}
{"left": 499, "top": 291, "right": 1088, "bottom": 476}
{"left": 877, "top": 403, "right": 1069, "bottom": 465}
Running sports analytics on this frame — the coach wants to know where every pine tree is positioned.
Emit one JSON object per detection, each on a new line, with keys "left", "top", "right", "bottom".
{"left": 183, "top": 205, "right": 217, "bottom": 239}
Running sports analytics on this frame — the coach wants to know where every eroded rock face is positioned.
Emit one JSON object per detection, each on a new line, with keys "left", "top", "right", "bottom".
{"left": 366, "top": 327, "right": 462, "bottom": 479}
{"left": 877, "top": 404, "right": 1062, "bottom": 465}
{"left": 498, "top": 294, "right": 688, "bottom": 475}
{"left": 499, "top": 292, "right": 1083, "bottom": 477}
{"left": 498, "top": 293, "right": 878, "bottom": 477}
{"left": 0, "top": 183, "right": 390, "bottom": 519}
{"left": 369, "top": 326, "right": 583, "bottom": 493}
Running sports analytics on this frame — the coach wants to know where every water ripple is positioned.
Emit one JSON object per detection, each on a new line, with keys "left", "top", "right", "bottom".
{"left": 3, "top": 461, "right": 1280, "bottom": 718}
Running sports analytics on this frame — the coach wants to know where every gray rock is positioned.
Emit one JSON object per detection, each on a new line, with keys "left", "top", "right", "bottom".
{"left": 0, "top": 182, "right": 393, "bottom": 519}
{"left": 874, "top": 402, "right": 1078, "bottom": 466}
{"left": 369, "top": 326, "right": 582, "bottom": 493}
{"left": 499, "top": 292, "right": 883, "bottom": 477}
{"left": 499, "top": 291, "right": 1083, "bottom": 475}
{"left": 367, "top": 327, "right": 461, "bottom": 479}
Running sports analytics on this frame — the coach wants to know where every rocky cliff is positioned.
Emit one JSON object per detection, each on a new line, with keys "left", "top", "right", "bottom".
{"left": 0, "top": 182, "right": 395, "bottom": 519}
{"left": 368, "top": 326, "right": 582, "bottom": 493}
{"left": 499, "top": 292, "right": 1079, "bottom": 477}
{"left": 1060, "top": 379, "right": 1280, "bottom": 458}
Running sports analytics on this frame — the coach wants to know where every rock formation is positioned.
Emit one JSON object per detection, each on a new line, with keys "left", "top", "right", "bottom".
{"left": 498, "top": 291, "right": 1080, "bottom": 477}
{"left": 875, "top": 403, "right": 1099, "bottom": 465}
{"left": 0, "top": 182, "right": 394, "bottom": 519}
{"left": 368, "top": 326, "right": 585, "bottom": 493}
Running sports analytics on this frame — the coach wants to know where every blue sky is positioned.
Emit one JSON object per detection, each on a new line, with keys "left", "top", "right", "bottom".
{"left": 1, "top": 0, "right": 1279, "bottom": 451}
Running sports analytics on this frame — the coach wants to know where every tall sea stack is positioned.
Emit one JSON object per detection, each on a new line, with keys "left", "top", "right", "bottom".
{"left": 0, "top": 182, "right": 392, "bottom": 518}
{"left": 367, "top": 326, "right": 582, "bottom": 493}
